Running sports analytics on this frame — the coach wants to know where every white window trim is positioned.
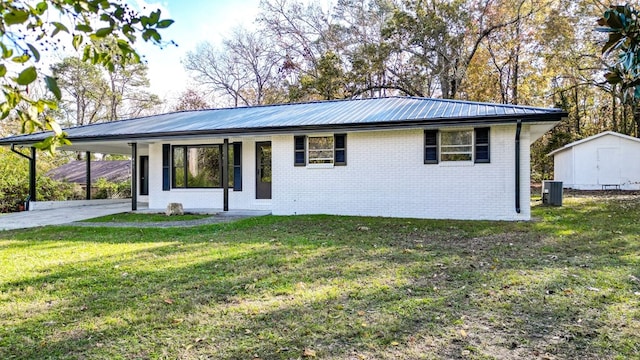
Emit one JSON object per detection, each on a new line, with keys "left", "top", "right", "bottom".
{"left": 439, "top": 129, "right": 474, "bottom": 163}
{"left": 307, "top": 135, "right": 335, "bottom": 165}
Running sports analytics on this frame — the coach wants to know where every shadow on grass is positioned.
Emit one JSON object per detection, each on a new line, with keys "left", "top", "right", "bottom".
{"left": 0, "top": 202, "right": 639, "bottom": 359}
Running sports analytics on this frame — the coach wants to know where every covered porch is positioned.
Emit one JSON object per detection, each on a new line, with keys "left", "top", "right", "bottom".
{"left": 11, "top": 134, "right": 272, "bottom": 214}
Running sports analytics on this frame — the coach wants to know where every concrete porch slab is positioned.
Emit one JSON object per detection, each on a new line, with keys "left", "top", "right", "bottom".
{"left": 0, "top": 200, "right": 132, "bottom": 231}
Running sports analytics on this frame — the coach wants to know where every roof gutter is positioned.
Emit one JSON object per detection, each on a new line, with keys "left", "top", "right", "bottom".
{"left": 10, "top": 143, "right": 33, "bottom": 160}
{"left": 515, "top": 120, "right": 522, "bottom": 214}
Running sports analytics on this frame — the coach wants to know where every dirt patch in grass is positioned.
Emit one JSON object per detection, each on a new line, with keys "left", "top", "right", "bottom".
{"left": 81, "top": 212, "right": 213, "bottom": 223}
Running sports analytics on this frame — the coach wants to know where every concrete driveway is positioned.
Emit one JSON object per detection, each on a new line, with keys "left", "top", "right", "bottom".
{"left": 0, "top": 199, "right": 132, "bottom": 231}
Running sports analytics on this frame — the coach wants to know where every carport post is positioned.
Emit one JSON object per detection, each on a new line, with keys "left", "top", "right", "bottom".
{"left": 29, "top": 147, "right": 36, "bottom": 203}
{"left": 85, "top": 151, "right": 91, "bottom": 200}
{"left": 223, "top": 138, "right": 229, "bottom": 211}
{"left": 130, "top": 143, "right": 137, "bottom": 211}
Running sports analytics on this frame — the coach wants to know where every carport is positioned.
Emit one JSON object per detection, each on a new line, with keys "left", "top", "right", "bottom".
{"left": 0, "top": 199, "right": 132, "bottom": 231}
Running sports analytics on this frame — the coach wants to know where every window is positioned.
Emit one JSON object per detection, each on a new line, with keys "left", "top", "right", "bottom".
{"left": 295, "top": 134, "right": 347, "bottom": 166}
{"left": 424, "top": 128, "right": 490, "bottom": 164}
{"left": 172, "top": 144, "right": 238, "bottom": 188}
{"left": 475, "top": 128, "right": 490, "bottom": 163}
{"left": 440, "top": 130, "right": 473, "bottom": 161}
{"left": 308, "top": 136, "right": 334, "bottom": 164}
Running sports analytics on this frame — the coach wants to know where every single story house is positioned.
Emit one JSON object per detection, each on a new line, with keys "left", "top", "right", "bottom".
{"left": 549, "top": 131, "right": 640, "bottom": 190}
{"left": 0, "top": 97, "right": 566, "bottom": 220}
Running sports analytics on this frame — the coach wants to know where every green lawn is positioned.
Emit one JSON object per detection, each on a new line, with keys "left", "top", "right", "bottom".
{"left": 0, "top": 196, "right": 639, "bottom": 359}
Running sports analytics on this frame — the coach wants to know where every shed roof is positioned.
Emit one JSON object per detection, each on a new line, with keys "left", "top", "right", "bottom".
{"left": 46, "top": 160, "right": 131, "bottom": 184}
{"left": 548, "top": 131, "right": 640, "bottom": 156}
{"left": 0, "top": 97, "right": 566, "bottom": 147}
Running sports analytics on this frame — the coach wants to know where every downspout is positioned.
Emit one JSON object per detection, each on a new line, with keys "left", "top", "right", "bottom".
{"left": 130, "top": 143, "right": 137, "bottom": 211}
{"left": 515, "top": 120, "right": 522, "bottom": 214}
{"left": 11, "top": 144, "right": 36, "bottom": 209}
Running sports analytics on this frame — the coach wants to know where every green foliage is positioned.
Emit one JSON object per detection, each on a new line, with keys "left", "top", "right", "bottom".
{"left": 0, "top": 147, "right": 76, "bottom": 212}
{"left": 93, "top": 178, "right": 131, "bottom": 199}
{"left": 0, "top": 0, "right": 173, "bottom": 151}
{"left": 597, "top": 5, "right": 640, "bottom": 100}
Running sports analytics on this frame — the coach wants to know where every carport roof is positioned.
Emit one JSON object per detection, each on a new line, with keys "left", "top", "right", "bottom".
{"left": 0, "top": 96, "right": 566, "bottom": 146}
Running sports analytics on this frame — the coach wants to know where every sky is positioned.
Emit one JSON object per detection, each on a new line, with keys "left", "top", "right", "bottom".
{"left": 133, "top": 0, "right": 262, "bottom": 105}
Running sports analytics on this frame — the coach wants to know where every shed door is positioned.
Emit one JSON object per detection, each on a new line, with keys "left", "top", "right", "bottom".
{"left": 597, "top": 148, "right": 620, "bottom": 185}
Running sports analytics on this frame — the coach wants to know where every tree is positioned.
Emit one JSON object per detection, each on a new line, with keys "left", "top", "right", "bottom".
{"left": 51, "top": 57, "right": 110, "bottom": 127}
{"left": 0, "top": 0, "right": 173, "bottom": 151}
{"left": 52, "top": 56, "right": 161, "bottom": 126}
{"left": 598, "top": 5, "right": 640, "bottom": 135}
{"left": 184, "top": 28, "right": 283, "bottom": 107}
{"left": 105, "top": 61, "right": 161, "bottom": 120}
{"left": 382, "top": 0, "right": 532, "bottom": 99}
{"left": 174, "top": 89, "right": 210, "bottom": 111}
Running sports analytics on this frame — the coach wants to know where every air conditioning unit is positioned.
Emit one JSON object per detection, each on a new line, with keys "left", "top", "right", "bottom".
{"left": 542, "top": 180, "right": 563, "bottom": 206}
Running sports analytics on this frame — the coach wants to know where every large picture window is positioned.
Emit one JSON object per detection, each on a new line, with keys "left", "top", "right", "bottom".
{"left": 172, "top": 145, "right": 237, "bottom": 188}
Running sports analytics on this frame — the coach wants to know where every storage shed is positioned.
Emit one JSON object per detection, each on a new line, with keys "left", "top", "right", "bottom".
{"left": 549, "top": 131, "right": 640, "bottom": 190}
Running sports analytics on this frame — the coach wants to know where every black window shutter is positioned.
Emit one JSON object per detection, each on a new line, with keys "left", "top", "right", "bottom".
{"left": 424, "top": 130, "right": 438, "bottom": 164}
{"left": 162, "top": 144, "right": 170, "bottom": 191}
{"left": 294, "top": 135, "right": 306, "bottom": 166}
{"left": 475, "top": 127, "right": 490, "bottom": 163}
{"left": 233, "top": 142, "right": 242, "bottom": 191}
{"left": 334, "top": 134, "right": 346, "bottom": 166}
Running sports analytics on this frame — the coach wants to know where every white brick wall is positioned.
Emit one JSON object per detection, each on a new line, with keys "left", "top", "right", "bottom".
{"left": 273, "top": 125, "right": 531, "bottom": 220}
{"left": 146, "top": 138, "right": 271, "bottom": 211}
{"left": 143, "top": 125, "right": 533, "bottom": 220}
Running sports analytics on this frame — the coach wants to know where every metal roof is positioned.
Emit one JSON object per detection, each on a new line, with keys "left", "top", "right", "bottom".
{"left": 46, "top": 160, "right": 131, "bottom": 184}
{"left": 0, "top": 96, "right": 566, "bottom": 145}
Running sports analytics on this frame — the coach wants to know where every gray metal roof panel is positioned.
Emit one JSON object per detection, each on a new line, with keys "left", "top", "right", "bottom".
{"left": 0, "top": 96, "right": 566, "bottom": 144}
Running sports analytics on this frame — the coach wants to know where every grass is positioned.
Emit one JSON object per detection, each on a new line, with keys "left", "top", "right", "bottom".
{"left": 0, "top": 196, "right": 639, "bottom": 359}
{"left": 81, "top": 212, "right": 213, "bottom": 223}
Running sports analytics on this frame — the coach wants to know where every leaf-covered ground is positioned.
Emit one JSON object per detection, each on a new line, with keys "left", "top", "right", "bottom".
{"left": 0, "top": 195, "right": 639, "bottom": 359}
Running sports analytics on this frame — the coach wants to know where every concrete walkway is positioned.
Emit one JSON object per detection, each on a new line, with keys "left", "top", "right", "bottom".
{"left": 0, "top": 200, "right": 132, "bottom": 231}
{"left": 0, "top": 200, "right": 271, "bottom": 231}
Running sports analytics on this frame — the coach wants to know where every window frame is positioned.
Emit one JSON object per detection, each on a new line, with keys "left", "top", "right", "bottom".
{"left": 171, "top": 144, "right": 238, "bottom": 189}
{"left": 294, "top": 134, "right": 347, "bottom": 166}
{"left": 439, "top": 129, "right": 474, "bottom": 162}
{"left": 424, "top": 128, "right": 491, "bottom": 164}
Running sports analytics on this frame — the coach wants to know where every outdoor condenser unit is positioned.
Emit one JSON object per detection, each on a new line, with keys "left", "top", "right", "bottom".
{"left": 542, "top": 180, "right": 563, "bottom": 206}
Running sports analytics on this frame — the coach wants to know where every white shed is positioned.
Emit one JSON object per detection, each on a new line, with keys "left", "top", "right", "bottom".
{"left": 549, "top": 131, "right": 640, "bottom": 190}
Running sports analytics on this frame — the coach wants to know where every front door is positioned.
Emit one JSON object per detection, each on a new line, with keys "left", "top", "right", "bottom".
{"left": 139, "top": 156, "right": 149, "bottom": 196}
{"left": 256, "top": 142, "right": 272, "bottom": 199}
